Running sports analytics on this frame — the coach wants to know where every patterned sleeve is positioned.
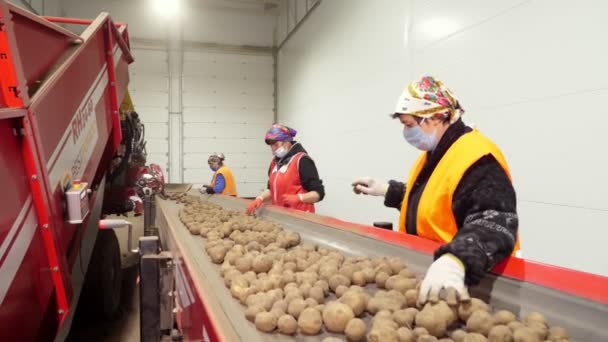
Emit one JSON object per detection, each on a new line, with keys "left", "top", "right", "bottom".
{"left": 434, "top": 155, "right": 518, "bottom": 285}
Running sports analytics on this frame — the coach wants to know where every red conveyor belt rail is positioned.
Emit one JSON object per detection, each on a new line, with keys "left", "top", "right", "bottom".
{"left": 158, "top": 193, "right": 608, "bottom": 342}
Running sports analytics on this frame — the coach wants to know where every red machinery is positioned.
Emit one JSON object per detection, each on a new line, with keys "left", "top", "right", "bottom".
{"left": 0, "top": 1, "right": 148, "bottom": 340}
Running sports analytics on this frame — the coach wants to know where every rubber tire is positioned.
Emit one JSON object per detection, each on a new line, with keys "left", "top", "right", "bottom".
{"left": 83, "top": 229, "right": 122, "bottom": 319}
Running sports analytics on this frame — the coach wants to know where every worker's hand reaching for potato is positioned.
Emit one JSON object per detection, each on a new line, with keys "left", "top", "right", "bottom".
{"left": 245, "top": 197, "right": 264, "bottom": 215}
{"left": 419, "top": 253, "right": 470, "bottom": 305}
{"left": 351, "top": 177, "right": 388, "bottom": 196}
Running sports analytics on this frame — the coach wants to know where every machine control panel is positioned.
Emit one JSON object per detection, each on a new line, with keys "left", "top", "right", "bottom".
{"left": 66, "top": 181, "right": 90, "bottom": 224}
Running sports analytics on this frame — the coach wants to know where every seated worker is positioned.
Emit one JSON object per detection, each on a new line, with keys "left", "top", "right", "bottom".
{"left": 202, "top": 153, "right": 237, "bottom": 196}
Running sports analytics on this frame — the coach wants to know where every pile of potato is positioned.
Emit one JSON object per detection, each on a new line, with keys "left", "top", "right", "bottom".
{"left": 176, "top": 196, "right": 570, "bottom": 342}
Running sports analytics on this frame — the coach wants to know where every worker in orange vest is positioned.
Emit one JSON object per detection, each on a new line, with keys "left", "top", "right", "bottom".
{"left": 352, "top": 76, "right": 520, "bottom": 305}
{"left": 246, "top": 124, "right": 325, "bottom": 214}
{"left": 201, "top": 153, "right": 237, "bottom": 197}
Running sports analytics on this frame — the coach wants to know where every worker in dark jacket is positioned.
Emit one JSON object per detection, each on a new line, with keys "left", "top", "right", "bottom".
{"left": 201, "top": 153, "right": 237, "bottom": 196}
{"left": 352, "top": 76, "right": 520, "bottom": 305}
{"left": 246, "top": 124, "right": 325, "bottom": 214}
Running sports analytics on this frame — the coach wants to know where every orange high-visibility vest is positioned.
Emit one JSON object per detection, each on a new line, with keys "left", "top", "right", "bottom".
{"left": 399, "top": 130, "right": 521, "bottom": 255}
{"left": 211, "top": 165, "right": 237, "bottom": 196}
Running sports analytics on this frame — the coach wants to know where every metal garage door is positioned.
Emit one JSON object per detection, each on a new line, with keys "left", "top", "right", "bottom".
{"left": 129, "top": 47, "right": 170, "bottom": 176}
{"left": 181, "top": 50, "right": 274, "bottom": 197}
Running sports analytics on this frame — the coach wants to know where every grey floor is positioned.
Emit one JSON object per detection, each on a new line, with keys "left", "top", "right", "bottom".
{"left": 66, "top": 266, "right": 140, "bottom": 342}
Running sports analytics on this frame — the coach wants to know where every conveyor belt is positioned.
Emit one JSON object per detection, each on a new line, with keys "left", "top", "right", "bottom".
{"left": 156, "top": 192, "right": 608, "bottom": 342}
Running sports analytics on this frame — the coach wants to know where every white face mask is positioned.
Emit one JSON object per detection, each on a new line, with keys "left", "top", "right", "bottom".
{"left": 403, "top": 125, "right": 438, "bottom": 151}
{"left": 273, "top": 146, "right": 288, "bottom": 158}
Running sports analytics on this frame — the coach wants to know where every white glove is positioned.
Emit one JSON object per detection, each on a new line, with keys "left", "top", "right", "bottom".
{"left": 351, "top": 177, "right": 388, "bottom": 197}
{"left": 418, "top": 253, "right": 470, "bottom": 304}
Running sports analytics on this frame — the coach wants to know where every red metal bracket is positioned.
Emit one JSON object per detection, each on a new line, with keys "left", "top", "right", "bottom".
{"left": 104, "top": 22, "right": 122, "bottom": 153}
{"left": 1, "top": 1, "right": 70, "bottom": 325}
{"left": 21, "top": 115, "right": 70, "bottom": 324}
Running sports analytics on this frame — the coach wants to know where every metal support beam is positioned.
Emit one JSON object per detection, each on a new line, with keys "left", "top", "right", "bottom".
{"left": 139, "top": 236, "right": 174, "bottom": 342}
{"left": 278, "top": 0, "right": 322, "bottom": 50}
{"left": 167, "top": 17, "right": 183, "bottom": 183}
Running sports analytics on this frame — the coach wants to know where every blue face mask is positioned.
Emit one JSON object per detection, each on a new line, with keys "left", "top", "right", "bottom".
{"left": 403, "top": 125, "right": 438, "bottom": 151}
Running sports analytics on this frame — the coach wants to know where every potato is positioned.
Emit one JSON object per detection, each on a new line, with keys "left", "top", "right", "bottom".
{"left": 284, "top": 261, "right": 297, "bottom": 272}
{"left": 277, "top": 314, "right": 297, "bottom": 335}
{"left": 393, "top": 309, "right": 415, "bottom": 328}
{"left": 235, "top": 255, "right": 253, "bottom": 272}
{"left": 336, "top": 285, "right": 349, "bottom": 298}
{"left": 242, "top": 271, "right": 257, "bottom": 283}
{"left": 433, "top": 301, "right": 457, "bottom": 325}
{"left": 300, "top": 283, "right": 312, "bottom": 297}
{"left": 419, "top": 336, "right": 439, "bottom": 342}
{"left": 547, "top": 326, "right": 569, "bottom": 341}
{"left": 367, "top": 328, "right": 399, "bottom": 342}
{"left": 523, "top": 312, "right": 546, "bottom": 326}
{"left": 271, "top": 299, "right": 288, "bottom": 313}
{"left": 375, "top": 271, "right": 390, "bottom": 288}
{"left": 513, "top": 327, "right": 540, "bottom": 342}
{"left": 385, "top": 276, "right": 417, "bottom": 293}
{"left": 463, "top": 333, "right": 488, "bottom": 342}
{"left": 413, "top": 327, "right": 429, "bottom": 338}
{"left": 323, "top": 301, "right": 355, "bottom": 333}
{"left": 305, "top": 298, "right": 319, "bottom": 308}
{"left": 340, "top": 290, "right": 367, "bottom": 316}
{"left": 298, "top": 307, "right": 323, "bottom": 335}
{"left": 467, "top": 310, "right": 494, "bottom": 336}
{"left": 508, "top": 321, "right": 525, "bottom": 332}
{"left": 315, "top": 280, "right": 330, "bottom": 294}
{"left": 245, "top": 304, "right": 265, "bottom": 322}
{"left": 438, "top": 339, "right": 455, "bottom": 342}
{"left": 488, "top": 325, "right": 513, "bottom": 342}
{"left": 345, "top": 318, "right": 367, "bottom": 342}
{"left": 404, "top": 289, "right": 418, "bottom": 308}
{"left": 352, "top": 271, "right": 367, "bottom": 286}
{"left": 373, "top": 317, "right": 399, "bottom": 331}
{"left": 366, "top": 296, "right": 402, "bottom": 314}
{"left": 458, "top": 298, "right": 489, "bottom": 322}
{"left": 230, "top": 277, "right": 249, "bottom": 299}
{"left": 451, "top": 329, "right": 467, "bottom": 342}
{"left": 207, "top": 245, "right": 229, "bottom": 263}
{"left": 284, "top": 290, "right": 303, "bottom": 304}
{"left": 388, "top": 257, "right": 407, "bottom": 274}
{"left": 287, "top": 298, "right": 307, "bottom": 319}
{"left": 526, "top": 322, "right": 548, "bottom": 340}
{"left": 309, "top": 285, "right": 325, "bottom": 304}
{"left": 494, "top": 310, "right": 516, "bottom": 325}
{"left": 322, "top": 338, "right": 343, "bottom": 342}
{"left": 329, "top": 274, "right": 352, "bottom": 292}
{"left": 415, "top": 303, "right": 447, "bottom": 337}
{"left": 397, "top": 327, "right": 415, "bottom": 342}
{"left": 362, "top": 267, "right": 376, "bottom": 283}
{"left": 252, "top": 254, "right": 273, "bottom": 273}
{"left": 254, "top": 311, "right": 277, "bottom": 332}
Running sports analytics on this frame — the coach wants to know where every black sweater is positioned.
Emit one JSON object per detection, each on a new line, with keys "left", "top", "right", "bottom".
{"left": 267, "top": 142, "right": 325, "bottom": 200}
{"left": 384, "top": 120, "right": 518, "bottom": 285}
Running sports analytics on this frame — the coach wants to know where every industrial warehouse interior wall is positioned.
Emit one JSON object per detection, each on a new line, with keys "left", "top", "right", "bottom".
{"left": 180, "top": 50, "right": 274, "bottom": 197}
{"left": 276, "top": 0, "right": 608, "bottom": 276}
{"left": 59, "top": 0, "right": 276, "bottom": 197}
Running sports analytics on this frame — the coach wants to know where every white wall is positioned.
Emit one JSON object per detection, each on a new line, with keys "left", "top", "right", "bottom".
{"left": 58, "top": 0, "right": 276, "bottom": 195}
{"left": 276, "top": 0, "right": 608, "bottom": 276}
{"left": 8, "top": 0, "right": 61, "bottom": 15}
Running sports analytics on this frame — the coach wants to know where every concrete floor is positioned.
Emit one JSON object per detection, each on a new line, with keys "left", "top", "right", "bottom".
{"left": 66, "top": 266, "right": 140, "bottom": 342}
{"left": 66, "top": 213, "right": 145, "bottom": 342}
